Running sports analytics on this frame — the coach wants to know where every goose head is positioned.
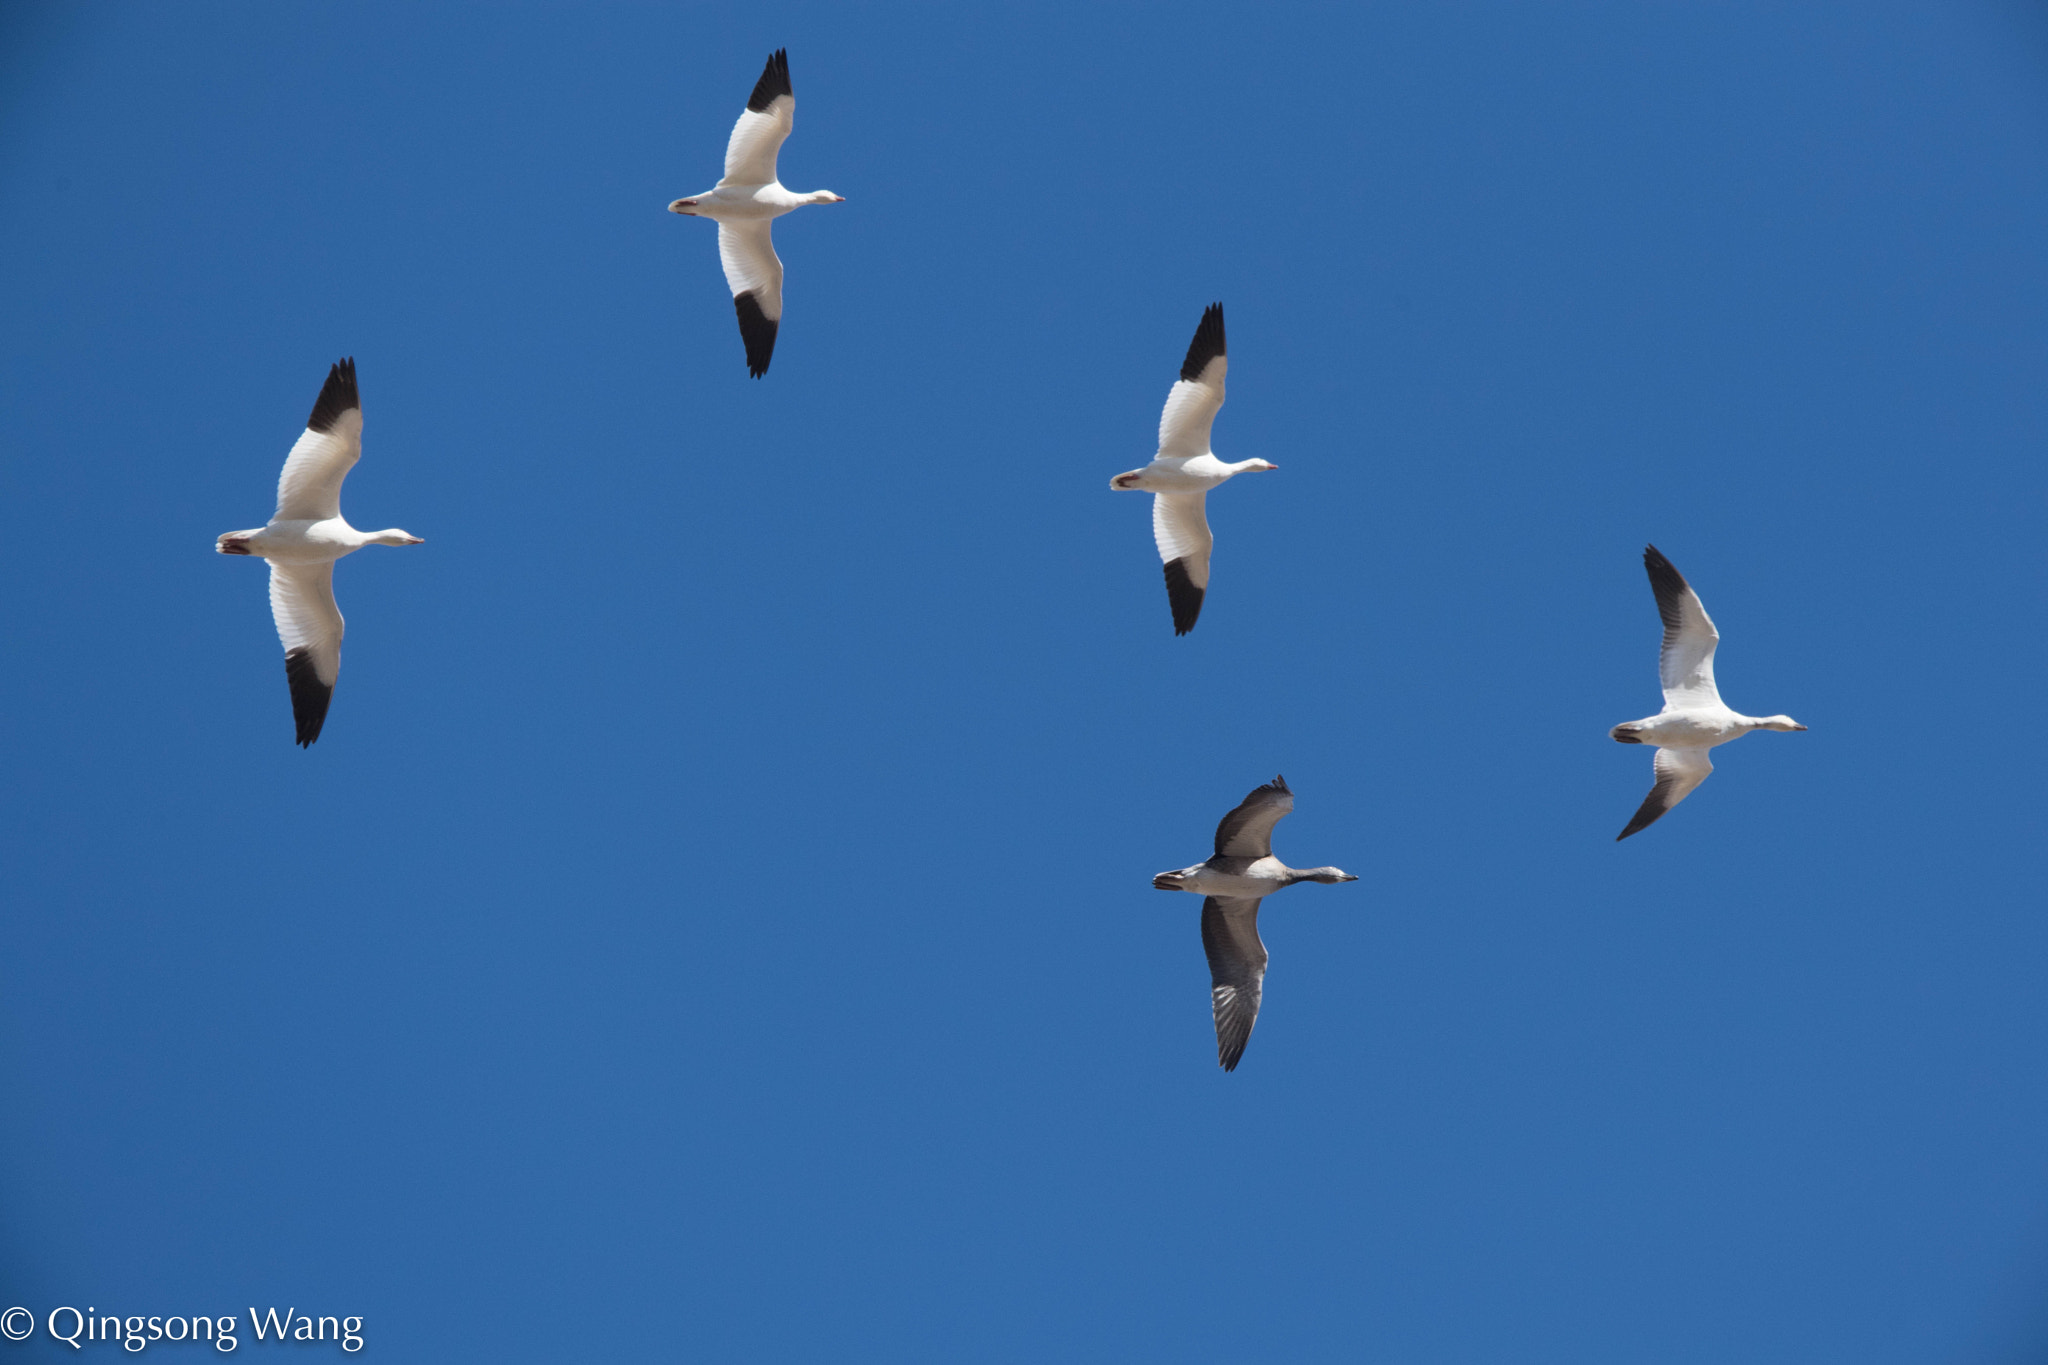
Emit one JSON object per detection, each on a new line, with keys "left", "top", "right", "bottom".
{"left": 1296, "top": 867, "right": 1357, "bottom": 884}
{"left": 369, "top": 530, "right": 426, "bottom": 547}
{"left": 1152, "top": 869, "right": 1193, "bottom": 891}
{"left": 1753, "top": 715, "right": 1806, "bottom": 732}
{"left": 1237, "top": 459, "right": 1279, "bottom": 474}
{"left": 805, "top": 191, "right": 847, "bottom": 205}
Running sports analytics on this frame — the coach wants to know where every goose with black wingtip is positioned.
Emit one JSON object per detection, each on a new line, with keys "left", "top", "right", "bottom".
{"left": 216, "top": 359, "right": 425, "bottom": 748}
{"left": 668, "top": 49, "right": 845, "bottom": 378}
{"left": 1609, "top": 545, "right": 1805, "bottom": 839}
{"left": 1152, "top": 776, "right": 1357, "bottom": 1071}
{"left": 1109, "top": 303, "right": 1277, "bottom": 635}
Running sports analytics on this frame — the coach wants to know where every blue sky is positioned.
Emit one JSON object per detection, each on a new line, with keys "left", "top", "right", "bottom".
{"left": 3, "top": 2, "right": 2047, "bottom": 1360}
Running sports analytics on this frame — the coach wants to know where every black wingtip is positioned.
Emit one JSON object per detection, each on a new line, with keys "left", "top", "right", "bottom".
{"left": 734, "top": 291, "right": 779, "bottom": 377}
{"left": 305, "top": 357, "right": 358, "bottom": 434}
{"left": 284, "top": 647, "right": 333, "bottom": 748}
{"left": 1643, "top": 544, "right": 1684, "bottom": 583}
{"left": 746, "top": 48, "right": 792, "bottom": 112}
{"left": 1642, "top": 544, "right": 1691, "bottom": 632}
{"left": 1265, "top": 774, "right": 1290, "bottom": 795}
{"left": 1615, "top": 786, "right": 1672, "bottom": 840}
{"left": 1163, "top": 557, "right": 1204, "bottom": 634}
{"left": 1179, "top": 302, "right": 1226, "bottom": 382}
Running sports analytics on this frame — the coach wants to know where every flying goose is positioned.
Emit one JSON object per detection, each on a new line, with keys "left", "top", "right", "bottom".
{"left": 216, "top": 359, "right": 424, "bottom": 747}
{"left": 668, "top": 49, "right": 845, "bottom": 377}
{"left": 1152, "top": 776, "right": 1357, "bottom": 1070}
{"left": 1610, "top": 545, "right": 1805, "bottom": 839}
{"left": 1109, "top": 304, "right": 1277, "bottom": 634}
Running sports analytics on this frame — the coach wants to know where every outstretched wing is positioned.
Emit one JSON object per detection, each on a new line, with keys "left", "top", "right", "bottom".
{"left": 1201, "top": 896, "right": 1267, "bottom": 1071}
{"left": 274, "top": 359, "right": 362, "bottom": 522}
{"left": 721, "top": 49, "right": 794, "bottom": 187}
{"left": 1157, "top": 303, "right": 1226, "bottom": 459}
{"left": 1152, "top": 493, "right": 1212, "bottom": 635}
{"left": 1214, "top": 775, "right": 1293, "bottom": 858}
{"left": 1644, "top": 545, "right": 1721, "bottom": 706}
{"left": 268, "top": 560, "right": 344, "bottom": 748}
{"left": 1616, "top": 746, "right": 1713, "bottom": 840}
{"left": 717, "top": 220, "right": 784, "bottom": 377}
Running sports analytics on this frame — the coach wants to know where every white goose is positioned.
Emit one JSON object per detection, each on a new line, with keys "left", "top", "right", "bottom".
{"left": 668, "top": 49, "right": 845, "bottom": 378}
{"left": 1110, "top": 303, "right": 1276, "bottom": 634}
{"left": 1152, "top": 776, "right": 1357, "bottom": 1071}
{"left": 217, "top": 359, "right": 424, "bottom": 747}
{"left": 1610, "top": 545, "right": 1805, "bottom": 839}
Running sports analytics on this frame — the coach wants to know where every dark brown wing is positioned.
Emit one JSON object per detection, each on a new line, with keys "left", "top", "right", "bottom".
{"left": 1201, "top": 896, "right": 1267, "bottom": 1071}
{"left": 1213, "top": 775, "right": 1293, "bottom": 858}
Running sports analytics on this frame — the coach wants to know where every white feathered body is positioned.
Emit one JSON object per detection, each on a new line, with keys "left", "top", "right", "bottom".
{"left": 1109, "top": 454, "right": 1248, "bottom": 493}
{"left": 216, "top": 518, "right": 380, "bottom": 563}
{"left": 669, "top": 182, "right": 819, "bottom": 222}
{"left": 1614, "top": 704, "right": 1757, "bottom": 750}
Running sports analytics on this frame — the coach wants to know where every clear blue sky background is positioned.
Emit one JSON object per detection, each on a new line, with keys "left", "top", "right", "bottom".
{"left": 3, "top": 2, "right": 2047, "bottom": 1360}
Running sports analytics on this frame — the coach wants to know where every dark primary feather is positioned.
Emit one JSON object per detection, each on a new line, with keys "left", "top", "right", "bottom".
{"left": 1163, "top": 557, "right": 1204, "bottom": 635}
{"left": 746, "top": 48, "right": 792, "bottom": 112}
{"left": 1201, "top": 896, "right": 1267, "bottom": 1071}
{"left": 305, "top": 357, "right": 358, "bottom": 434}
{"left": 1616, "top": 775, "right": 1678, "bottom": 840}
{"left": 1213, "top": 775, "right": 1293, "bottom": 858}
{"left": 734, "top": 291, "right": 779, "bottom": 377}
{"left": 284, "top": 646, "right": 333, "bottom": 748}
{"left": 1179, "top": 302, "right": 1225, "bottom": 382}
{"left": 1643, "top": 544, "right": 1692, "bottom": 644}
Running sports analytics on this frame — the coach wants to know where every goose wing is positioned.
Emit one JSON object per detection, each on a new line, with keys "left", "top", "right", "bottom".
{"left": 1201, "top": 896, "right": 1267, "bottom": 1071}
{"left": 268, "top": 560, "right": 343, "bottom": 748}
{"left": 274, "top": 359, "right": 362, "bottom": 522}
{"left": 1214, "top": 775, "right": 1293, "bottom": 858}
{"left": 1644, "top": 545, "right": 1721, "bottom": 706}
{"left": 1156, "top": 303, "right": 1226, "bottom": 459}
{"left": 718, "top": 220, "right": 784, "bottom": 377}
{"left": 1616, "top": 746, "right": 1713, "bottom": 840}
{"left": 1152, "top": 493, "right": 1212, "bottom": 635}
{"left": 720, "top": 49, "right": 793, "bottom": 187}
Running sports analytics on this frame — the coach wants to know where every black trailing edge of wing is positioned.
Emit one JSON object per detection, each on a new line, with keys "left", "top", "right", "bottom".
{"left": 1179, "top": 302, "right": 1225, "bottom": 382}
{"left": 734, "top": 291, "right": 779, "bottom": 377}
{"left": 747, "top": 49, "right": 792, "bottom": 112}
{"left": 1642, "top": 544, "right": 1690, "bottom": 635}
{"left": 1163, "top": 557, "right": 1205, "bottom": 635}
{"left": 305, "top": 357, "right": 358, "bottom": 434}
{"left": 284, "top": 647, "right": 333, "bottom": 748}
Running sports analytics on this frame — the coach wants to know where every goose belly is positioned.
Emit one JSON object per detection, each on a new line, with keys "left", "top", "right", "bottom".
{"left": 697, "top": 186, "right": 794, "bottom": 220}
{"left": 255, "top": 519, "right": 355, "bottom": 562}
{"left": 1183, "top": 862, "right": 1288, "bottom": 898}
{"left": 1632, "top": 712, "right": 1744, "bottom": 748}
{"left": 1125, "top": 461, "right": 1228, "bottom": 493}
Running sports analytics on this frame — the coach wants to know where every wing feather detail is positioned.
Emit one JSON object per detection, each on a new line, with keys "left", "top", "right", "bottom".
{"left": 718, "top": 221, "right": 785, "bottom": 376}
{"left": 1157, "top": 304, "right": 1226, "bottom": 459}
{"left": 268, "top": 560, "right": 343, "bottom": 747}
{"left": 1201, "top": 896, "right": 1267, "bottom": 1071}
{"left": 1152, "top": 493, "right": 1212, "bottom": 634}
{"left": 722, "top": 50, "right": 794, "bottom": 186}
{"left": 1617, "top": 746, "right": 1713, "bottom": 840}
{"left": 1214, "top": 775, "right": 1293, "bottom": 858}
{"left": 275, "top": 359, "right": 362, "bottom": 522}
{"left": 1644, "top": 545, "right": 1721, "bottom": 705}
